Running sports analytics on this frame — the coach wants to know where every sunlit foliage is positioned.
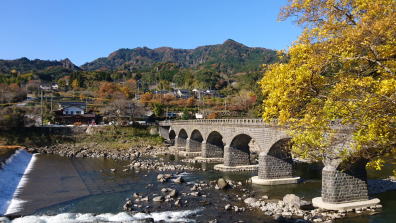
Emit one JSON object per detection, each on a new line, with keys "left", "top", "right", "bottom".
{"left": 260, "top": 0, "right": 396, "bottom": 166}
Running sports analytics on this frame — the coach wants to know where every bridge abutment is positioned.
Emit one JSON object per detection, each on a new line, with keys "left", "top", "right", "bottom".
{"left": 312, "top": 159, "right": 380, "bottom": 210}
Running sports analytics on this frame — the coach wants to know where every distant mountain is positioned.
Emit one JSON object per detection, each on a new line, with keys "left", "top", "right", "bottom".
{"left": 0, "top": 57, "right": 80, "bottom": 74}
{"left": 81, "top": 39, "right": 278, "bottom": 73}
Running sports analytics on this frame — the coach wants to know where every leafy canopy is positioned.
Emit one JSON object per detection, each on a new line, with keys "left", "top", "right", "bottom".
{"left": 260, "top": 0, "right": 396, "bottom": 164}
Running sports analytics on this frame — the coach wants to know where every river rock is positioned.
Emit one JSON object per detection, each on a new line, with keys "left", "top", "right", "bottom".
{"left": 225, "top": 204, "right": 232, "bottom": 210}
{"left": 244, "top": 197, "right": 257, "bottom": 205}
{"left": 173, "top": 176, "right": 184, "bottom": 184}
{"left": 157, "top": 174, "right": 167, "bottom": 182}
{"left": 283, "top": 194, "right": 301, "bottom": 209}
{"left": 152, "top": 196, "right": 164, "bottom": 202}
{"left": 217, "top": 178, "right": 229, "bottom": 190}
{"left": 168, "top": 189, "right": 178, "bottom": 198}
{"left": 190, "top": 191, "right": 200, "bottom": 197}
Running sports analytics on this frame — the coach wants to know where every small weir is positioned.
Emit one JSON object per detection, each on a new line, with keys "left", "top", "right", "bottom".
{"left": 0, "top": 150, "right": 34, "bottom": 215}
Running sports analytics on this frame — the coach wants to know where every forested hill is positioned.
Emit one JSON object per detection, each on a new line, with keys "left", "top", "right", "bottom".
{"left": 0, "top": 57, "right": 80, "bottom": 74}
{"left": 81, "top": 39, "right": 278, "bottom": 73}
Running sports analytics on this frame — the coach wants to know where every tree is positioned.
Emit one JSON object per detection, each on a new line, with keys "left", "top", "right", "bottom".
{"left": 152, "top": 103, "right": 164, "bottom": 117}
{"left": 71, "top": 79, "right": 80, "bottom": 90}
{"left": 259, "top": 0, "right": 396, "bottom": 169}
{"left": 181, "top": 108, "right": 191, "bottom": 120}
{"left": 102, "top": 99, "right": 145, "bottom": 124}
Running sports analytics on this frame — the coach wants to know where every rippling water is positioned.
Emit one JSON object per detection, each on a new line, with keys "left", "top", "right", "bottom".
{"left": 1, "top": 152, "right": 395, "bottom": 223}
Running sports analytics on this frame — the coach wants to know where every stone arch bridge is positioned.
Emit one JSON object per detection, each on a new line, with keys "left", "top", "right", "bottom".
{"left": 159, "top": 119, "right": 380, "bottom": 211}
{"left": 159, "top": 119, "right": 295, "bottom": 180}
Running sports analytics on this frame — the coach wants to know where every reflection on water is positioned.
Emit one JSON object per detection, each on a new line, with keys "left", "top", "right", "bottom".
{"left": 7, "top": 153, "right": 396, "bottom": 223}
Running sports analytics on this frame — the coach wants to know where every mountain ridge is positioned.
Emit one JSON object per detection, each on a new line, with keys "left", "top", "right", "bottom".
{"left": 0, "top": 39, "right": 278, "bottom": 75}
{"left": 81, "top": 39, "right": 278, "bottom": 73}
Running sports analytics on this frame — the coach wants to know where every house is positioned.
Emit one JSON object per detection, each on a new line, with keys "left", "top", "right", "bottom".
{"left": 153, "top": 90, "right": 171, "bottom": 95}
{"left": 39, "top": 84, "right": 51, "bottom": 91}
{"left": 175, "top": 89, "right": 191, "bottom": 99}
{"left": 51, "top": 83, "right": 59, "bottom": 90}
{"left": 54, "top": 102, "right": 101, "bottom": 125}
{"left": 59, "top": 102, "right": 86, "bottom": 115}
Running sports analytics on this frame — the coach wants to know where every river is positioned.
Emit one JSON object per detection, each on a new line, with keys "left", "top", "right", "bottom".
{"left": 0, "top": 150, "right": 395, "bottom": 222}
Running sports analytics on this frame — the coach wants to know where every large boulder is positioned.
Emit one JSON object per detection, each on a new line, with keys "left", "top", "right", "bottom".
{"left": 282, "top": 194, "right": 301, "bottom": 209}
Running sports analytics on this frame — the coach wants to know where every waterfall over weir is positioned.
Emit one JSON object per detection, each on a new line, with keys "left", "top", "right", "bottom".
{"left": 0, "top": 150, "right": 35, "bottom": 215}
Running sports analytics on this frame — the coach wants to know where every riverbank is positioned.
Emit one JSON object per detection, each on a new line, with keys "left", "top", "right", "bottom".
{"left": 1, "top": 125, "right": 396, "bottom": 222}
{"left": 1, "top": 150, "right": 396, "bottom": 223}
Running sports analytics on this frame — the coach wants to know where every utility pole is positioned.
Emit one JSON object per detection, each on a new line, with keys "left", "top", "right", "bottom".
{"left": 40, "top": 89, "right": 43, "bottom": 126}
{"left": 50, "top": 91, "right": 53, "bottom": 112}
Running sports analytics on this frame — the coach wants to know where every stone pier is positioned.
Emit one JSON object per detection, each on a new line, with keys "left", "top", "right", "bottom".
{"left": 312, "top": 159, "right": 380, "bottom": 210}
{"left": 251, "top": 152, "right": 300, "bottom": 185}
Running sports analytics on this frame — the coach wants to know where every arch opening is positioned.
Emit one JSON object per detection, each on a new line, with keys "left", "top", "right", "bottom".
{"left": 177, "top": 129, "right": 188, "bottom": 148}
{"left": 169, "top": 130, "right": 176, "bottom": 145}
{"left": 188, "top": 129, "right": 203, "bottom": 152}
{"left": 203, "top": 131, "right": 224, "bottom": 158}
{"left": 225, "top": 134, "right": 252, "bottom": 166}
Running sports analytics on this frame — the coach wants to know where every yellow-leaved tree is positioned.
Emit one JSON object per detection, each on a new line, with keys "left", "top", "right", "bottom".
{"left": 260, "top": 0, "right": 396, "bottom": 170}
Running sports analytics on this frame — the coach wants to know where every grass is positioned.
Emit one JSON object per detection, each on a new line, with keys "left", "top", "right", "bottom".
{"left": 0, "top": 125, "right": 164, "bottom": 149}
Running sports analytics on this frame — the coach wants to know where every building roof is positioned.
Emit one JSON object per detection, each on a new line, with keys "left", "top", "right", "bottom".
{"left": 59, "top": 102, "right": 86, "bottom": 108}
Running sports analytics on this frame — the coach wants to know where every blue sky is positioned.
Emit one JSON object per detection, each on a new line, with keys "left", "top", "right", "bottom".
{"left": 0, "top": 0, "right": 301, "bottom": 65}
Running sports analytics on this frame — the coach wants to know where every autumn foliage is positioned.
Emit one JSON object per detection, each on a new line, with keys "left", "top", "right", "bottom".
{"left": 260, "top": 0, "right": 396, "bottom": 167}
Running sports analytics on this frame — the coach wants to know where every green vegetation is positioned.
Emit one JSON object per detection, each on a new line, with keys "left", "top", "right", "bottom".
{"left": 0, "top": 125, "right": 163, "bottom": 149}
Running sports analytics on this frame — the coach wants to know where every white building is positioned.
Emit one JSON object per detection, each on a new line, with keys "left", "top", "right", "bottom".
{"left": 59, "top": 102, "right": 86, "bottom": 115}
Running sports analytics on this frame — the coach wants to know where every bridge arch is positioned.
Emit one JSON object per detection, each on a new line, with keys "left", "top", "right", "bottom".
{"left": 203, "top": 131, "right": 224, "bottom": 158}
{"left": 176, "top": 129, "right": 188, "bottom": 148}
{"left": 224, "top": 134, "right": 253, "bottom": 166}
{"left": 258, "top": 138, "right": 294, "bottom": 179}
{"left": 188, "top": 129, "right": 204, "bottom": 152}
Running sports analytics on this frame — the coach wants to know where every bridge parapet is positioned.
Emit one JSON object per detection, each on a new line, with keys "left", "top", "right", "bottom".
{"left": 159, "top": 119, "right": 278, "bottom": 127}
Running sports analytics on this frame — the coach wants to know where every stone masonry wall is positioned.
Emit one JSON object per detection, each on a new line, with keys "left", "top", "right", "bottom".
{"left": 176, "top": 137, "right": 187, "bottom": 148}
{"left": 224, "top": 146, "right": 250, "bottom": 166}
{"left": 187, "top": 139, "right": 202, "bottom": 152}
{"left": 158, "top": 126, "right": 170, "bottom": 139}
{"left": 258, "top": 154, "right": 293, "bottom": 179}
{"left": 321, "top": 167, "right": 369, "bottom": 203}
{"left": 202, "top": 143, "right": 224, "bottom": 158}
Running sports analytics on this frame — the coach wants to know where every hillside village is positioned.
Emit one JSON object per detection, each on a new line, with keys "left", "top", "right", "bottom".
{"left": 0, "top": 40, "right": 276, "bottom": 127}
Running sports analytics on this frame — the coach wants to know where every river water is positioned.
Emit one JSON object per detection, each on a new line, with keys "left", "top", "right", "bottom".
{"left": 0, "top": 151, "right": 395, "bottom": 223}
